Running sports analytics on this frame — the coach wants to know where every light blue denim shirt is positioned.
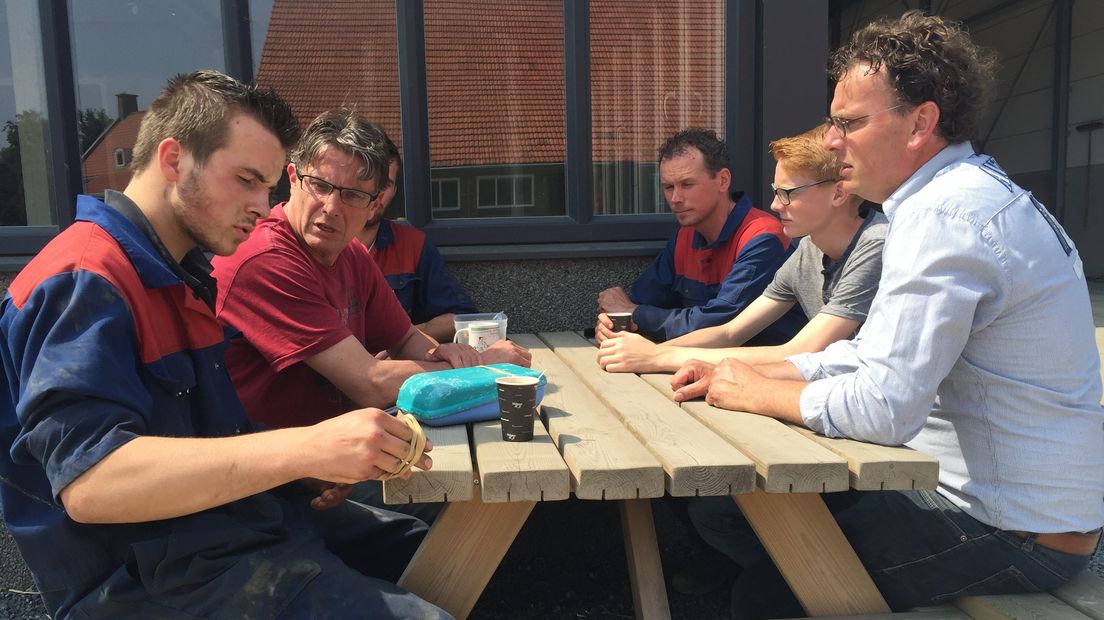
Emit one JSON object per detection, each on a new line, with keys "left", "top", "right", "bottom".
{"left": 788, "top": 142, "right": 1104, "bottom": 533}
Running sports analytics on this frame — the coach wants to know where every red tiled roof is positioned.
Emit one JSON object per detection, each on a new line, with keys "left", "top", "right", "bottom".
{"left": 256, "top": 1, "right": 724, "bottom": 167}
{"left": 255, "top": 1, "right": 402, "bottom": 148}
{"left": 82, "top": 111, "right": 145, "bottom": 196}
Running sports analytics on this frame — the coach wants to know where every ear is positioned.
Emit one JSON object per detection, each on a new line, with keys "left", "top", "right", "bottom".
{"left": 157, "top": 138, "right": 184, "bottom": 182}
{"left": 286, "top": 162, "right": 298, "bottom": 184}
{"left": 830, "top": 180, "right": 850, "bottom": 208}
{"left": 907, "top": 101, "right": 941, "bottom": 149}
{"left": 716, "top": 167, "right": 732, "bottom": 193}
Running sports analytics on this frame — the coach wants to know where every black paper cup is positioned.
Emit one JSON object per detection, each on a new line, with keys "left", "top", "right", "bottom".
{"left": 496, "top": 376, "right": 539, "bottom": 442}
{"left": 608, "top": 312, "right": 633, "bottom": 332}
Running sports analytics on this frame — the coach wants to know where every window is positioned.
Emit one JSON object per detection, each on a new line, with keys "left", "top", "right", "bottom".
{"left": 0, "top": 1, "right": 56, "bottom": 229}
{"left": 590, "top": 1, "right": 725, "bottom": 216}
{"left": 71, "top": 0, "right": 227, "bottom": 198}
{"left": 431, "top": 178, "right": 460, "bottom": 212}
{"left": 476, "top": 175, "right": 534, "bottom": 210}
{"left": 424, "top": 0, "right": 565, "bottom": 220}
{"left": 1, "top": 1, "right": 788, "bottom": 262}
{"left": 251, "top": 0, "right": 405, "bottom": 217}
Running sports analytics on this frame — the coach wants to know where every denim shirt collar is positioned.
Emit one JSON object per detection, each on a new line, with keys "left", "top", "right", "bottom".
{"left": 881, "top": 142, "right": 975, "bottom": 223}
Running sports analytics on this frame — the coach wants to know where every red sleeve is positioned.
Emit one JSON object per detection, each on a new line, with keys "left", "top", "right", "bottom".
{"left": 216, "top": 242, "right": 355, "bottom": 372}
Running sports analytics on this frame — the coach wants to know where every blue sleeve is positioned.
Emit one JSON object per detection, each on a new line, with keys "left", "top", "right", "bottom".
{"left": 632, "top": 233, "right": 789, "bottom": 342}
{"left": 411, "top": 239, "right": 478, "bottom": 325}
{"left": 1, "top": 273, "right": 144, "bottom": 503}
{"left": 629, "top": 236, "right": 680, "bottom": 309}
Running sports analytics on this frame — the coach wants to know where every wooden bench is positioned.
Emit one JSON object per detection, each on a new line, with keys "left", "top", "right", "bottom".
{"left": 778, "top": 566, "right": 1104, "bottom": 619}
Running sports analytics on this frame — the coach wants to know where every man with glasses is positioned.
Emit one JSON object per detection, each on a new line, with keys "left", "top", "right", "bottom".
{"left": 595, "top": 128, "right": 806, "bottom": 345}
{"left": 676, "top": 12, "right": 1103, "bottom": 618}
{"left": 212, "top": 109, "right": 530, "bottom": 435}
{"left": 597, "top": 124, "right": 886, "bottom": 379}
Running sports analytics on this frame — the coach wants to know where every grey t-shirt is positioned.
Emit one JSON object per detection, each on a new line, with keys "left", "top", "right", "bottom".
{"left": 763, "top": 209, "right": 888, "bottom": 324}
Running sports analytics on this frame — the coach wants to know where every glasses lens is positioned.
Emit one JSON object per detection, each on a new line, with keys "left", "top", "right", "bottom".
{"left": 773, "top": 188, "right": 790, "bottom": 206}
{"left": 339, "top": 189, "right": 374, "bottom": 209}
{"left": 304, "top": 176, "right": 332, "bottom": 196}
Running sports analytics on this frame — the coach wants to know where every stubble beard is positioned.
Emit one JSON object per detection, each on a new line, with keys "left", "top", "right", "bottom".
{"left": 176, "top": 167, "right": 235, "bottom": 256}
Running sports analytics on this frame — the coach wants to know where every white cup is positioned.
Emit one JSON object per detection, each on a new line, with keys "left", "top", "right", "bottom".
{"left": 454, "top": 320, "right": 502, "bottom": 352}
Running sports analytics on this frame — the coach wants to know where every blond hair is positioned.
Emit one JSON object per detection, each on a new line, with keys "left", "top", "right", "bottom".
{"left": 768, "top": 124, "right": 838, "bottom": 181}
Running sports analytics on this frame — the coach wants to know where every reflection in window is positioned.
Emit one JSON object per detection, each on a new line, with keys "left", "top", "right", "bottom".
{"left": 425, "top": 1, "right": 565, "bottom": 219}
{"left": 253, "top": 0, "right": 404, "bottom": 217}
{"left": 477, "top": 175, "right": 534, "bottom": 209}
{"left": 71, "top": 1, "right": 225, "bottom": 198}
{"left": 431, "top": 178, "right": 460, "bottom": 212}
{"left": 591, "top": 1, "right": 725, "bottom": 215}
{"left": 0, "top": 1, "right": 55, "bottom": 227}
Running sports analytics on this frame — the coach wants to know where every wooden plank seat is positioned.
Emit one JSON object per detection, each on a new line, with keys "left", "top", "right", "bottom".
{"left": 775, "top": 561, "right": 1104, "bottom": 619}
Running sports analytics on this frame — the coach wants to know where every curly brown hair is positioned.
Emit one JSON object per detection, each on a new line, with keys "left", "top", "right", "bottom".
{"left": 829, "top": 10, "right": 997, "bottom": 144}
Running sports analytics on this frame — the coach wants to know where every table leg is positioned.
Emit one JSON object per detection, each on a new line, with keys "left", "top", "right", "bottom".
{"left": 398, "top": 499, "right": 536, "bottom": 620}
{"left": 733, "top": 488, "right": 890, "bottom": 616}
{"left": 619, "top": 499, "right": 672, "bottom": 620}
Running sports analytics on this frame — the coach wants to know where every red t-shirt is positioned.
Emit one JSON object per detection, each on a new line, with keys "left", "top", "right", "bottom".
{"left": 211, "top": 204, "right": 412, "bottom": 428}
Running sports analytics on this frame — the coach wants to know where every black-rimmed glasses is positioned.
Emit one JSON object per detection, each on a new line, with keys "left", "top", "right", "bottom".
{"left": 825, "top": 104, "right": 907, "bottom": 137}
{"left": 298, "top": 173, "right": 380, "bottom": 209}
{"left": 770, "top": 179, "right": 835, "bottom": 206}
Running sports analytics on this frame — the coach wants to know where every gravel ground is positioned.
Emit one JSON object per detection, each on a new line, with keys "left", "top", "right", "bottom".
{"left": 0, "top": 499, "right": 1100, "bottom": 619}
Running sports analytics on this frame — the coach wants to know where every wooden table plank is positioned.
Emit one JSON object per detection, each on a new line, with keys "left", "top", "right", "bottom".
{"left": 955, "top": 592, "right": 1094, "bottom": 619}
{"left": 636, "top": 362, "right": 848, "bottom": 494}
{"left": 472, "top": 417, "right": 571, "bottom": 503}
{"left": 512, "top": 333, "right": 665, "bottom": 500}
{"left": 384, "top": 423, "right": 475, "bottom": 504}
{"left": 399, "top": 497, "right": 535, "bottom": 620}
{"left": 641, "top": 369, "right": 936, "bottom": 493}
{"left": 788, "top": 426, "right": 939, "bottom": 491}
{"left": 539, "top": 331, "right": 756, "bottom": 497}
{"left": 736, "top": 489, "right": 891, "bottom": 616}
{"left": 1053, "top": 572, "right": 1104, "bottom": 620}
{"left": 639, "top": 373, "right": 677, "bottom": 399}
{"left": 681, "top": 401, "right": 849, "bottom": 494}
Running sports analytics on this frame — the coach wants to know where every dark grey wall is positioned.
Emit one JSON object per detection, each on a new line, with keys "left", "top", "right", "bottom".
{"left": 759, "top": 0, "right": 830, "bottom": 205}
{"left": 448, "top": 257, "right": 652, "bottom": 334}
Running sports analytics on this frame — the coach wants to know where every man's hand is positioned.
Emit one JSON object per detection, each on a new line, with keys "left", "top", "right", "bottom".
{"left": 478, "top": 339, "right": 532, "bottom": 367}
{"left": 671, "top": 359, "right": 716, "bottom": 402}
{"left": 426, "top": 342, "right": 481, "bottom": 368}
{"left": 701, "top": 358, "right": 763, "bottom": 411}
{"left": 300, "top": 479, "right": 354, "bottom": 511}
{"left": 598, "top": 286, "right": 637, "bottom": 313}
{"left": 306, "top": 408, "right": 434, "bottom": 483}
{"left": 595, "top": 312, "right": 638, "bottom": 344}
{"left": 597, "top": 332, "right": 658, "bottom": 373}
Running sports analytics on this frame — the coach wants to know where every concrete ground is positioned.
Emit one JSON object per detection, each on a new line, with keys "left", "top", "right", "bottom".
{"left": 1, "top": 280, "right": 1102, "bottom": 618}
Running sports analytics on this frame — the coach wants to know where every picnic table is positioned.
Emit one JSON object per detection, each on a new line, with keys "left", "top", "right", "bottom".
{"left": 383, "top": 332, "right": 940, "bottom": 619}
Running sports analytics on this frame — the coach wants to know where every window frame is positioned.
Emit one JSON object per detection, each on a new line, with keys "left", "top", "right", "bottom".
{"left": 430, "top": 177, "right": 461, "bottom": 212}
{"left": 475, "top": 174, "right": 535, "bottom": 210}
{"left": 3, "top": 0, "right": 761, "bottom": 261}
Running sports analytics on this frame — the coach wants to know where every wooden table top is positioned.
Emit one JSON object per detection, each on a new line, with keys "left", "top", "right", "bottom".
{"left": 384, "top": 332, "right": 938, "bottom": 506}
